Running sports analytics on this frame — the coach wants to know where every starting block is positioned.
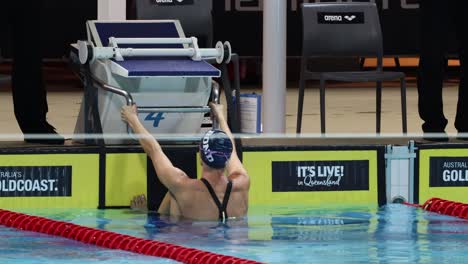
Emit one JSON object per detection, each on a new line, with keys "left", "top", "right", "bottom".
{"left": 72, "top": 20, "right": 232, "bottom": 144}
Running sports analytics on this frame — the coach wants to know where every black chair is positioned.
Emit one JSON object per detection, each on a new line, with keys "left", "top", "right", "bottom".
{"left": 135, "top": 0, "right": 241, "bottom": 133}
{"left": 297, "top": 3, "right": 407, "bottom": 134}
{"left": 136, "top": 0, "right": 213, "bottom": 47}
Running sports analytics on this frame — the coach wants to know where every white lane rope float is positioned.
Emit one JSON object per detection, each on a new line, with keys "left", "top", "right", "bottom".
{"left": 78, "top": 36, "right": 232, "bottom": 65}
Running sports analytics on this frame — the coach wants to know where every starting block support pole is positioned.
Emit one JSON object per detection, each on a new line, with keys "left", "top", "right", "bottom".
{"left": 98, "top": 0, "right": 126, "bottom": 20}
{"left": 263, "top": 0, "right": 287, "bottom": 133}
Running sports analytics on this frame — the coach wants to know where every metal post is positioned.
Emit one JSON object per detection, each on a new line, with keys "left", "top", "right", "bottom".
{"left": 263, "top": 0, "right": 287, "bottom": 133}
{"left": 98, "top": 0, "right": 126, "bottom": 20}
{"left": 408, "top": 141, "right": 416, "bottom": 204}
{"left": 385, "top": 145, "right": 393, "bottom": 204}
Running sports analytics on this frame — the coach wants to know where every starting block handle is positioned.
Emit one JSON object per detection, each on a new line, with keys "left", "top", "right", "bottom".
{"left": 91, "top": 76, "right": 134, "bottom": 134}
{"left": 211, "top": 81, "right": 220, "bottom": 129}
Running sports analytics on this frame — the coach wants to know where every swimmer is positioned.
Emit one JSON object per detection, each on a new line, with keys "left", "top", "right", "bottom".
{"left": 121, "top": 102, "right": 249, "bottom": 222}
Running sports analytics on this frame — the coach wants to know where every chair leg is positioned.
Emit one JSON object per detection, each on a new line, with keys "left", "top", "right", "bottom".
{"left": 359, "top": 58, "right": 366, "bottom": 69}
{"left": 394, "top": 57, "right": 401, "bottom": 71}
{"left": 320, "top": 78, "right": 326, "bottom": 134}
{"left": 296, "top": 77, "right": 306, "bottom": 134}
{"left": 376, "top": 81, "right": 382, "bottom": 134}
{"left": 400, "top": 77, "right": 408, "bottom": 134}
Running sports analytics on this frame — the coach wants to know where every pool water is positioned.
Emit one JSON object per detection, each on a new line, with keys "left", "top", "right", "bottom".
{"left": 1, "top": 204, "right": 467, "bottom": 263}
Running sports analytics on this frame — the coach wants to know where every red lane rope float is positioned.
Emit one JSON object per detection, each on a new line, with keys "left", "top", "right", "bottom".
{"left": 404, "top": 198, "right": 468, "bottom": 220}
{"left": 0, "top": 209, "right": 262, "bottom": 264}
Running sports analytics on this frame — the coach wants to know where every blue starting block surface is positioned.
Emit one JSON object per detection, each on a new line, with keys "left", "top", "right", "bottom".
{"left": 89, "top": 21, "right": 220, "bottom": 77}
{"left": 114, "top": 58, "right": 220, "bottom": 77}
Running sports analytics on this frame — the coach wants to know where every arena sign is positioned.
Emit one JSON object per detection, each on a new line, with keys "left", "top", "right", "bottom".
{"left": 317, "top": 12, "right": 365, "bottom": 24}
{"left": 0, "top": 166, "right": 71, "bottom": 197}
{"left": 153, "top": 0, "right": 194, "bottom": 6}
{"left": 272, "top": 160, "right": 369, "bottom": 192}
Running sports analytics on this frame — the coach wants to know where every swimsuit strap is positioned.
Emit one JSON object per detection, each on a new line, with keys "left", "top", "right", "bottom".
{"left": 201, "top": 178, "right": 233, "bottom": 222}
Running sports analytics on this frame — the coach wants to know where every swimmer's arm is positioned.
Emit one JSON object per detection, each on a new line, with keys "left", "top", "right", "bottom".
{"left": 209, "top": 103, "right": 249, "bottom": 187}
{"left": 122, "top": 105, "right": 188, "bottom": 190}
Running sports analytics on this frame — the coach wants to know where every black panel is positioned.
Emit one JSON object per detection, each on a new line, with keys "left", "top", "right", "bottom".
{"left": 377, "top": 147, "right": 386, "bottom": 207}
{"left": 146, "top": 145, "right": 198, "bottom": 211}
{"left": 429, "top": 157, "right": 468, "bottom": 187}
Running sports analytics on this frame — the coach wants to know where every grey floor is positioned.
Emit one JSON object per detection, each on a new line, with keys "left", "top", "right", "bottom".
{"left": 0, "top": 84, "right": 462, "bottom": 139}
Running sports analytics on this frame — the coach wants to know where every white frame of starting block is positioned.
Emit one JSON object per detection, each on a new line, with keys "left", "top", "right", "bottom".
{"left": 87, "top": 20, "right": 187, "bottom": 47}
{"left": 82, "top": 20, "right": 231, "bottom": 64}
{"left": 74, "top": 20, "right": 223, "bottom": 144}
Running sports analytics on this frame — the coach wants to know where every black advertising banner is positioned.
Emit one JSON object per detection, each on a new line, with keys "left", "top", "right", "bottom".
{"left": 429, "top": 157, "right": 468, "bottom": 187}
{"left": 272, "top": 160, "right": 369, "bottom": 192}
{"left": 0, "top": 166, "right": 72, "bottom": 197}
{"left": 153, "top": 0, "right": 194, "bottom": 6}
{"left": 3, "top": 0, "right": 459, "bottom": 58}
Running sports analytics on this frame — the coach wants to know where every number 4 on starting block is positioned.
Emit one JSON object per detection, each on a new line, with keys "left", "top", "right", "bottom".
{"left": 144, "top": 112, "right": 165, "bottom": 127}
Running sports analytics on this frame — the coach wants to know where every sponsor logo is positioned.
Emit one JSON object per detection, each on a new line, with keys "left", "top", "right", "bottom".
{"left": 154, "top": 0, "right": 194, "bottom": 6}
{"left": 318, "top": 12, "right": 365, "bottom": 24}
{"left": 344, "top": 15, "right": 356, "bottom": 21}
{"left": 201, "top": 130, "right": 215, "bottom": 162}
{"left": 323, "top": 15, "right": 356, "bottom": 22}
{"left": 324, "top": 15, "right": 342, "bottom": 22}
{"left": 430, "top": 158, "right": 468, "bottom": 187}
{"left": 0, "top": 166, "right": 72, "bottom": 197}
{"left": 296, "top": 165, "right": 344, "bottom": 187}
{"left": 272, "top": 160, "right": 369, "bottom": 192}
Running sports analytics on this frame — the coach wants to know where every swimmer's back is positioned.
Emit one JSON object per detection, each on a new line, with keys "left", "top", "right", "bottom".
{"left": 171, "top": 175, "right": 249, "bottom": 221}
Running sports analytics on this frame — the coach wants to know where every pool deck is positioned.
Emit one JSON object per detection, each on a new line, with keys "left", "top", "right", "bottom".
{"left": 0, "top": 62, "right": 464, "bottom": 147}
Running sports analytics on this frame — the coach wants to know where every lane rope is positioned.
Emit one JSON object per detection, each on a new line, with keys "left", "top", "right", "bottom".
{"left": 403, "top": 198, "right": 468, "bottom": 220}
{"left": 0, "top": 209, "right": 261, "bottom": 264}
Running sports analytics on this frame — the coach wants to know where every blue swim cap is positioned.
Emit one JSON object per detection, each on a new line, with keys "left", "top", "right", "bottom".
{"left": 199, "top": 129, "right": 233, "bottom": 169}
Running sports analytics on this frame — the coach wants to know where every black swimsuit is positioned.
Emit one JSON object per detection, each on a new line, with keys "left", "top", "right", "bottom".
{"left": 200, "top": 178, "right": 233, "bottom": 223}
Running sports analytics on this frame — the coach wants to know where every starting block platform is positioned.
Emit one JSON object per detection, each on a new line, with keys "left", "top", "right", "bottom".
{"left": 72, "top": 20, "right": 231, "bottom": 144}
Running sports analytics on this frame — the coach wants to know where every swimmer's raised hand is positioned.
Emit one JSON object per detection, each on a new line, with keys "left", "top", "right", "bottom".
{"left": 121, "top": 104, "right": 138, "bottom": 123}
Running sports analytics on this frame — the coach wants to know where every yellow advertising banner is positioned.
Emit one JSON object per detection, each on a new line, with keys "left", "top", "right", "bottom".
{"left": 243, "top": 150, "right": 379, "bottom": 206}
{"left": 0, "top": 154, "right": 99, "bottom": 209}
{"left": 418, "top": 149, "right": 468, "bottom": 204}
